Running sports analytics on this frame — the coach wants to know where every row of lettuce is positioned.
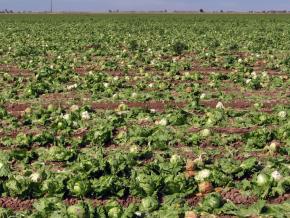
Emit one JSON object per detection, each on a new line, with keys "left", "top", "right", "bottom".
{"left": 0, "top": 196, "right": 290, "bottom": 217}
{"left": 1, "top": 103, "right": 289, "bottom": 149}
{"left": 0, "top": 146, "right": 289, "bottom": 217}
{"left": 1, "top": 64, "right": 288, "bottom": 102}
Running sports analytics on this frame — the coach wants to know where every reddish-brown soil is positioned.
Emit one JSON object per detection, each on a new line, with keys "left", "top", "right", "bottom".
{"left": 249, "top": 151, "right": 290, "bottom": 161}
{"left": 3, "top": 98, "right": 285, "bottom": 122}
{"left": 0, "top": 64, "right": 32, "bottom": 77}
{"left": 40, "top": 91, "right": 90, "bottom": 100}
{"left": 186, "top": 195, "right": 203, "bottom": 207}
{"left": 91, "top": 100, "right": 187, "bottom": 111}
{"left": 91, "top": 99, "right": 289, "bottom": 111}
{"left": 0, "top": 195, "right": 141, "bottom": 211}
{"left": 75, "top": 66, "right": 96, "bottom": 76}
{"left": 188, "top": 127, "right": 202, "bottom": 133}
{"left": 117, "top": 196, "right": 141, "bottom": 207}
{"left": 64, "top": 195, "right": 141, "bottom": 208}
{"left": 5, "top": 102, "right": 30, "bottom": 112}
{"left": 73, "top": 59, "right": 288, "bottom": 78}
{"left": 268, "top": 193, "right": 290, "bottom": 204}
{"left": 0, "top": 197, "right": 35, "bottom": 211}
{"left": 231, "top": 51, "right": 251, "bottom": 58}
{"left": 212, "top": 127, "right": 255, "bottom": 134}
{"left": 221, "top": 189, "right": 258, "bottom": 205}
{"left": 187, "top": 188, "right": 289, "bottom": 209}
{"left": 0, "top": 192, "right": 288, "bottom": 212}
{"left": 191, "top": 66, "right": 232, "bottom": 74}
{"left": 45, "top": 161, "right": 67, "bottom": 171}
{"left": 73, "top": 128, "right": 88, "bottom": 138}
{"left": 4, "top": 102, "right": 31, "bottom": 118}
{"left": 1, "top": 127, "right": 42, "bottom": 138}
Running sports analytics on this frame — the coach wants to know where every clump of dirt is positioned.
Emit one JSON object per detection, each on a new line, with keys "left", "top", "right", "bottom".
{"left": 64, "top": 198, "right": 79, "bottom": 206}
{"left": 0, "top": 64, "right": 32, "bottom": 77}
{"left": 188, "top": 127, "right": 202, "bottom": 133}
{"left": 213, "top": 127, "right": 253, "bottom": 134}
{"left": 75, "top": 67, "right": 88, "bottom": 75}
{"left": 5, "top": 103, "right": 30, "bottom": 112}
{"left": 221, "top": 189, "right": 257, "bottom": 205}
{"left": 117, "top": 196, "right": 141, "bottom": 207}
{"left": 268, "top": 194, "right": 290, "bottom": 204}
{"left": 0, "top": 197, "right": 34, "bottom": 211}
{"left": 186, "top": 195, "right": 203, "bottom": 207}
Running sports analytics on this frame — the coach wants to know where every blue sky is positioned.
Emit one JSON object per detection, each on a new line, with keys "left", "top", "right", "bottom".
{"left": 0, "top": 0, "right": 290, "bottom": 12}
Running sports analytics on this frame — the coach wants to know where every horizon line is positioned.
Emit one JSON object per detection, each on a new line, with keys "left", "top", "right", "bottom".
{"left": 1, "top": 10, "right": 290, "bottom": 13}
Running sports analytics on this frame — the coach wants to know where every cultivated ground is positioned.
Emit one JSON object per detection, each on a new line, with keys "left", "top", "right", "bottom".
{"left": 0, "top": 14, "right": 289, "bottom": 217}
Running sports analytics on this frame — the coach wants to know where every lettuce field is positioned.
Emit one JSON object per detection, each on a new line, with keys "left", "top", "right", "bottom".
{"left": 0, "top": 14, "right": 289, "bottom": 217}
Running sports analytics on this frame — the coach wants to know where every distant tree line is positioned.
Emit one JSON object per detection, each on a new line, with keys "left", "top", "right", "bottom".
{"left": 108, "top": 9, "right": 168, "bottom": 13}
{"left": 0, "top": 9, "right": 14, "bottom": 13}
{"left": 249, "top": 10, "right": 288, "bottom": 13}
{"left": 108, "top": 9, "right": 119, "bottom": 13}
{"left": 1, "top": 9, "right": 289, "bottom": 14}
